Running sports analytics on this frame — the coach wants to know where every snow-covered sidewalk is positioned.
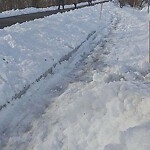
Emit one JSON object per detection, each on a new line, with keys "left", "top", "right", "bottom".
{"left": 0, "top": 2, "right": 150, "bottom": 150}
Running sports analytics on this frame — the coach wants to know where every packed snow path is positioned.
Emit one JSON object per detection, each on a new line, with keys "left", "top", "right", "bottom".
{"left": 0, "top": 3, "right": 150, "bottom": 150}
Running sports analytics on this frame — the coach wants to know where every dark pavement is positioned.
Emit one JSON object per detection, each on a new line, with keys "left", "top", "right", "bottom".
{"left": 0, "top": 1, "right": 108, "bottom": 29}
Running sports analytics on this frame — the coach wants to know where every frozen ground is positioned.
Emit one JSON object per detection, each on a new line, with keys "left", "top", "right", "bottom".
{"left": 0, "top": 2, "right": 150, "bottom": 150}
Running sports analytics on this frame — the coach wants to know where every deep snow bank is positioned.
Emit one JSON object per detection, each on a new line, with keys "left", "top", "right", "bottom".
{"left": 27, "top": 81, "right": 149, "bottom": 150}
{"left": 0, "top": 2, "right": 150, "bottom": 150}
{"left": 0, "top": 4, "right": 112, "bottom": 106}
{"left": 25, "top": 4, "right": 150, "bottom": 150}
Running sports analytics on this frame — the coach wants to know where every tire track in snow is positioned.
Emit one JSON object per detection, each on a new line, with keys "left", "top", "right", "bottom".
{"left": 66, "top": 15, "right": 121, "bottom": 84}
{"left": 0, "top": 12, "right": 121, "bottom": 149}
{"left": 0, "top": 12, "right": 121, "bottom": 112}
{"left": 24, "top": 14, "right": 123, "bottom": 150}
{"left": 0, "top": 30, "right": 97, "bottom": 111}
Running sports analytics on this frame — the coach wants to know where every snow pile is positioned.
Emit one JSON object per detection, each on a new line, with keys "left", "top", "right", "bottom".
{"left": 24, "top": 80, "right": 149, "bottom": 150}
{"left": 25, "top": 4, "right": 150, "bottom": 150}
{"left": 0, "top": 2, "right": 150, "bottom": 150}
{"left": 0, "top": 4, "right": 112, "bottom": 106}
{"left": 0, "top": 6, "right": 57, "bottom": 18}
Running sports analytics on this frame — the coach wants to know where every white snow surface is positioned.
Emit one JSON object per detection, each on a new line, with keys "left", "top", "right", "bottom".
{"left": 0, "top": 2, "right": 150, "bottom": 150}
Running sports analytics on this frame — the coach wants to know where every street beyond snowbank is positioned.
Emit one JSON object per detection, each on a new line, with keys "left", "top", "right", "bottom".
{"left": 0, "top": 1, "right": 108, "bottom": 29}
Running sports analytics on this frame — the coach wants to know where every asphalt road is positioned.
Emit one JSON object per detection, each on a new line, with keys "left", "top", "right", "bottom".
{"left": 0, "top": 1, "right": 108, "bottom": 29}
